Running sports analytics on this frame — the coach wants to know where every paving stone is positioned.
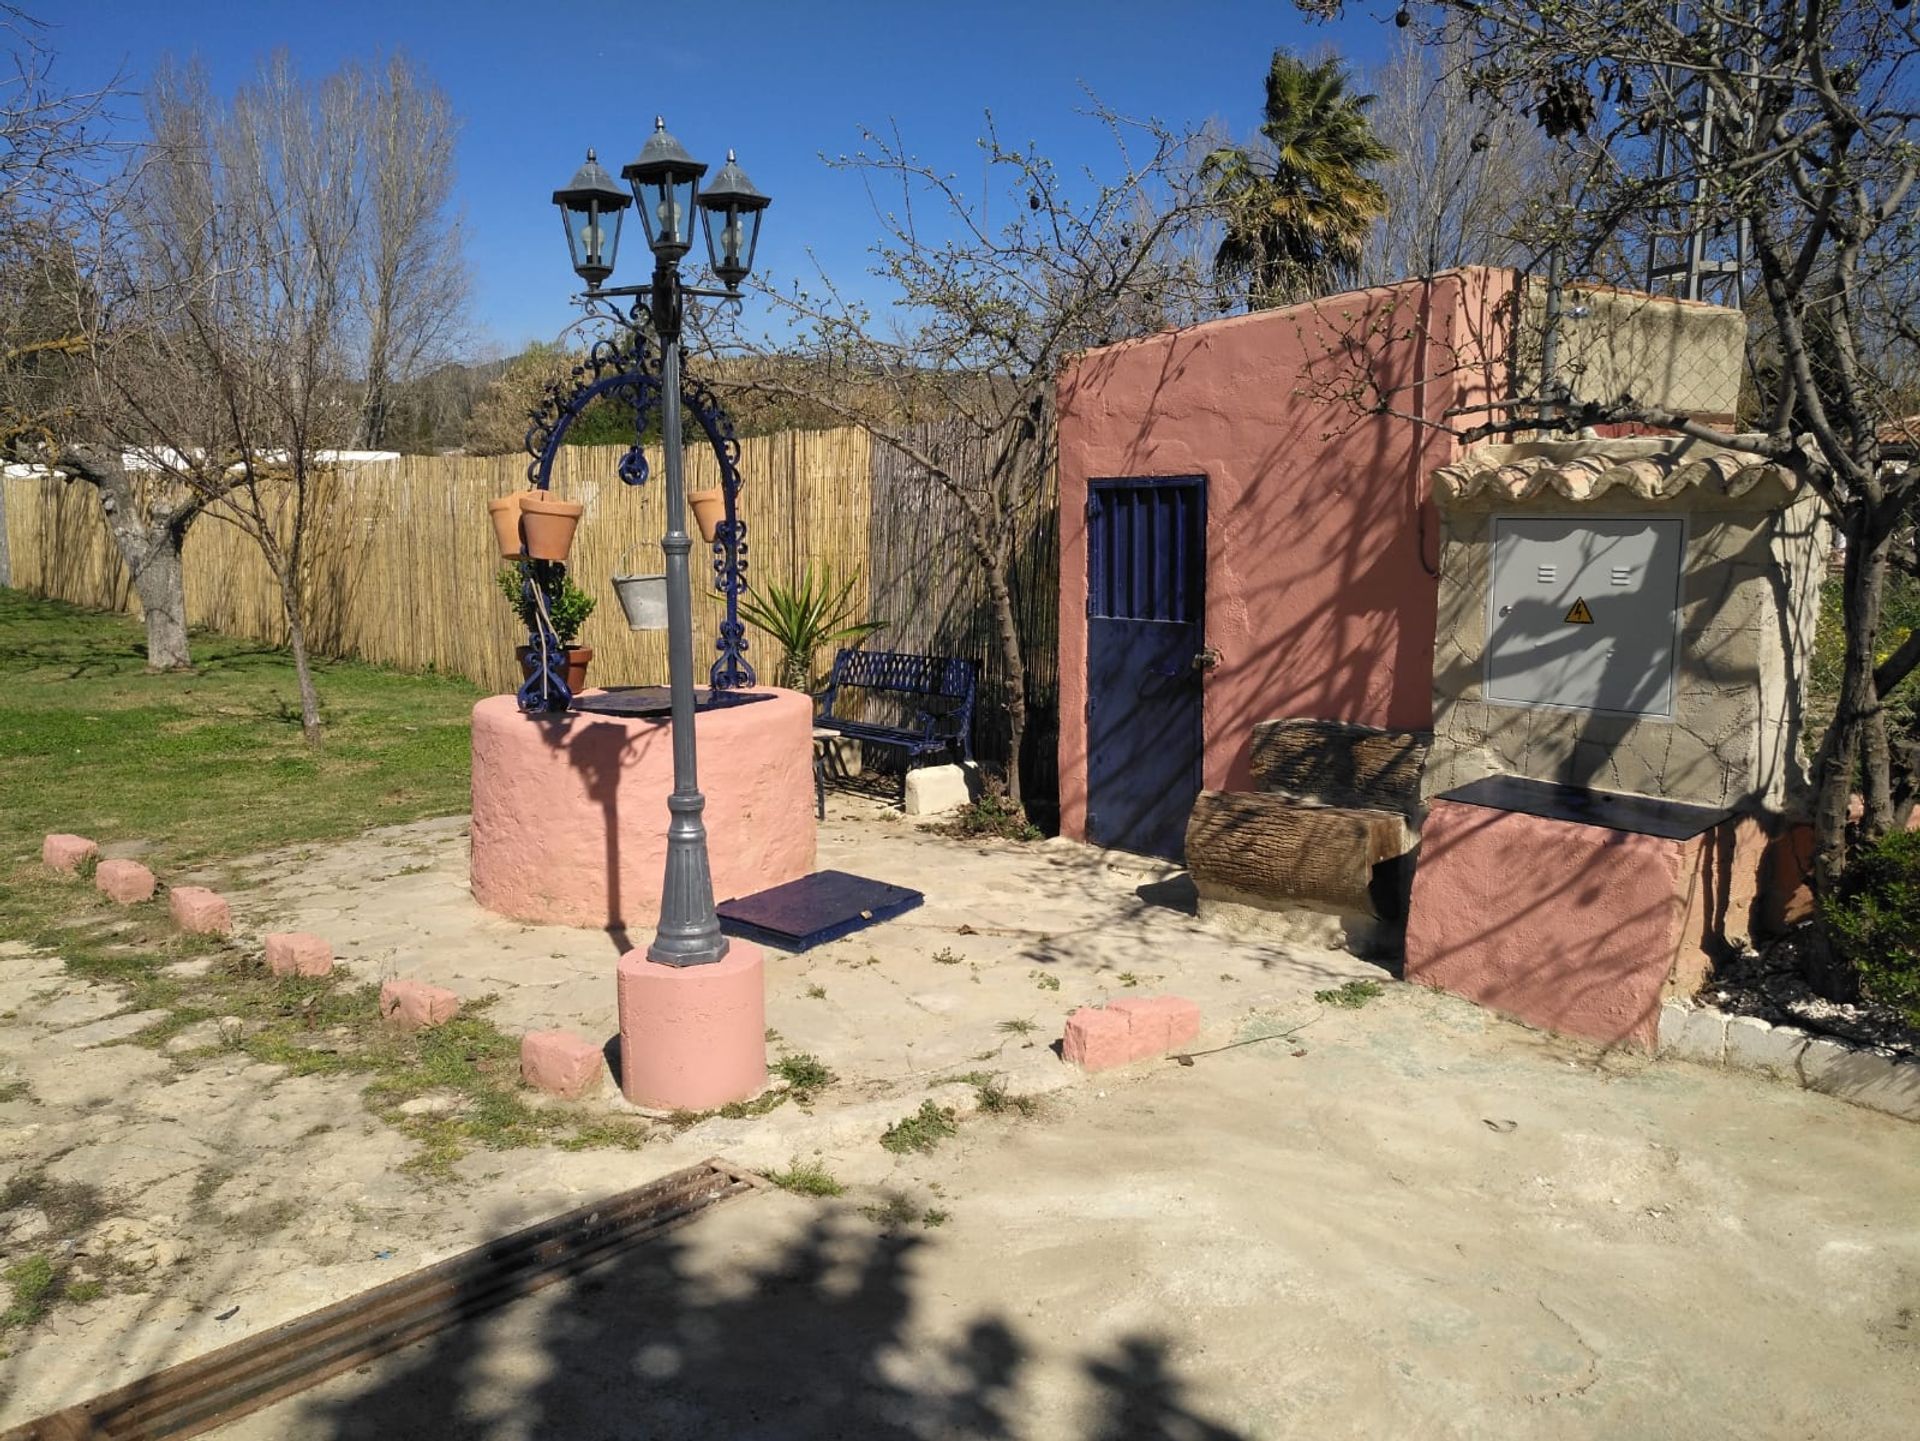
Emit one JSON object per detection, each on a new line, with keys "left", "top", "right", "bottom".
{"left": 1666, "top": 1005, "right": 1729, "bottom": 1066}
{"left": 1656, "top": 999, "right": 1690, "bottom": 1052}
{"left": 36, "top": 991, "right": 124, "bottom": 1029}
{"left": 1798, "top": 1038, "right": 1920, "bottom": 1123}
{"left": 61, "top": 1009, "right": 170, "bottom": 1050}
{"left": 1724, "top": 1017, "right": 1808, "bottom": 1079}
{"left": 162, "top": 1019, "right": 229, "bottom": 1055}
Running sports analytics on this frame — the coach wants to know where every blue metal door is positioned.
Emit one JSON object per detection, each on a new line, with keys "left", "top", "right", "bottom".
{"left": 1085, "top": 476, "right": 1207, "bottom": 860}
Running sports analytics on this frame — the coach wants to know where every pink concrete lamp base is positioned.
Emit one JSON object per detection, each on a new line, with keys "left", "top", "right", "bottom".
{"left": 616, "top": 939, "right": 766, "bottom": 1110}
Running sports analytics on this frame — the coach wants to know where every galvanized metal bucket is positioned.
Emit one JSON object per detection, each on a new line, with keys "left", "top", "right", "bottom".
{"left": 612, "top": 570, "right": 668, "bottom": 631}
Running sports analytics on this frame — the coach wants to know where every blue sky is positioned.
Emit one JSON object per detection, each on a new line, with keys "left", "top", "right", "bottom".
{"left": 43, "top": 0, "right": 1403, "bottom": 356}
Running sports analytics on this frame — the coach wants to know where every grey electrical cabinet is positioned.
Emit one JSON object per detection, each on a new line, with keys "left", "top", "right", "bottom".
{"left": 1485, "top": 516, "right": 1685, "bottom": 718}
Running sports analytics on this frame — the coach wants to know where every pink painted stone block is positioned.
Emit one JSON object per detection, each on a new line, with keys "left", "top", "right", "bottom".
{"left": 1062, "top": 1005, "right": 1133, "bottom": 1072}
{"left": 520, "top": 1030, "right": 606, "bottom": 1099}
{"left": 1106, "top": 996, "right": 1173, "bottom": 1056}
{"left": 1121, "top": 997, "right": 1190, "bottom": 1051}
{"left": 616, "top": 941, "right": 766, "bottom": 1109}
{"left": 380, "top": 978, "right": 460, "bottom": 1031}
{"left": 168, "top": 887, "right": 233, "bottom": 936}
{"left": 94, "top": 859, "right": 156, "bottom": 906}
{"left": 42, "top": 834, "right": 98, "bottom": 874}
{"left": 1405, "top": 800, "right": 1686, "bottom": 1050}
{"left": 265, "top": 932, "right": 334, "bottom": 978}
{"left": 1108, "top": 994, "right": 1203, "bottom": 1059}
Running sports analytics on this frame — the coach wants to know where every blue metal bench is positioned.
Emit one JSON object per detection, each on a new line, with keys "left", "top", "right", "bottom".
{"left": 814, "top": 650, "right": 977, "bottom": 803}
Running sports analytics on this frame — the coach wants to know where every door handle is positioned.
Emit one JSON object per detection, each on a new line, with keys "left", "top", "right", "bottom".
{"left": 1191, "top": 646, "right": 1222, "bottom": 674}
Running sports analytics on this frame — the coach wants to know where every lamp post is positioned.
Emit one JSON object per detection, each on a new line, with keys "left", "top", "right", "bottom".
{"left": 552, "top": 120, "right": 770, "bottom": 969}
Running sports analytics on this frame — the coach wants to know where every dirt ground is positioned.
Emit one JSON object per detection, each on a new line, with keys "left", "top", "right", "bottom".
{"left": 217, "top": 984, "right": 1920, "bottom": 1441}
{"left": 0, "top": 802, "right": 1372, "bottom": 1425}
{"left": 4, "top": 803, "right": 1917, "bottom": 1436}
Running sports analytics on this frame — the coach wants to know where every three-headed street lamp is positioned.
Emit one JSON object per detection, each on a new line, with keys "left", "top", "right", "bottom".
{"left": 551, "top": 120, "right": 769, "bottom": 969}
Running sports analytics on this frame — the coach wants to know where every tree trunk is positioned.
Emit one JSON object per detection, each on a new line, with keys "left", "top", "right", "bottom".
{"left": 129, "top": 534, "right": 191, "bottom": 671}
{"left": 981, "top": 545, "right": 1027, "bottom": 811}
{"left": 277, "top": 571, "right": 324, "bottom": 746}
{"left": 86, "top": 457, "right": 194, "bottom": 670}
{"left": 1806, "top": 517, "right": 1888, "bottom": 999}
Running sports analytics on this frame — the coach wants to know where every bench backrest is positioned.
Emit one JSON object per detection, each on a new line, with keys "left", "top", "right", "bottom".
{"left": 821, "top": 649, "right": 978, "bottom": 741}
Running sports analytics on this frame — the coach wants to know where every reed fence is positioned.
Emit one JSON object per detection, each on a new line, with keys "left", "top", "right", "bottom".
{"left": 2, "top": 423, "right": 1059, "bottom": 784}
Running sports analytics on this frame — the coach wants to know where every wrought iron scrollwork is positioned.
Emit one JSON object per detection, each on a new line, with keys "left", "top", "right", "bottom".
{"left": 511, "top": 325, "right": 754, "bottom": 713}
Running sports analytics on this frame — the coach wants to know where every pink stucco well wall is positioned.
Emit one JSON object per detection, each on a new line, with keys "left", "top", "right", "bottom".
{"left": 1403, "top": 800, "right": 1696, "bottom": 1049}
{"left": 470, "top": 690, "right": 815, "bottom": 930}
{"left": 1055, "top": 269, "right": 1514, "bottom": 842}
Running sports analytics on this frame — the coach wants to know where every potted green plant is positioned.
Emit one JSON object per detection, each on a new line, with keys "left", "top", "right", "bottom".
{"left": 739, "top": 562, "right": 885, "bottom": 691}
{"left": 500, "top": 562, "right": 597, "bottom": 693}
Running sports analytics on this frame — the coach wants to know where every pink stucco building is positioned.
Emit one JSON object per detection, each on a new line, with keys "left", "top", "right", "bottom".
{"left": 1056, "top": 269, "right": 1511, "bottom": 858}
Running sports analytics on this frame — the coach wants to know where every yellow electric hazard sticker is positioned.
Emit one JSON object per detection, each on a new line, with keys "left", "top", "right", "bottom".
{"left": 1564, "top": 598, "right": 1594, "bottom": 624}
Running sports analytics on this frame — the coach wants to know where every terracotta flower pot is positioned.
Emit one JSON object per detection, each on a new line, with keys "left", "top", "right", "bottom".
{"left": 518, "top": 645, "right": 594, "bottom": 696}
{"left": 687, "top": 487, "right": 726, "bottom": 545}
{"left": 488, "top": 493, "right": 528, "bottom": 558}
{"left": 520, "top": 494, "right": 584, "bottom": 562}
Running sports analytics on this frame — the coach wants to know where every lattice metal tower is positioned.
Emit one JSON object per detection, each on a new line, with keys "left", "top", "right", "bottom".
{"left": 1643, "top": 3, "right": 1754, "bottom": 308}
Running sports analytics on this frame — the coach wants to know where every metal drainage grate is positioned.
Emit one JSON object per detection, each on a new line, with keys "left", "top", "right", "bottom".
{"left": 5, "top": 1159, "right": 763, "bottom": 1441}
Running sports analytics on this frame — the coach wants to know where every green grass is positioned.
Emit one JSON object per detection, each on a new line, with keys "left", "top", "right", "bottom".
{"left": 772, "top": 1052, "right": 836, "bottom": 1099}
{"left": 879, "top": 1100, "right": 958, "bottom": 1155}
{"left": 858, "top": 1191, "right": 948, "bottom": 1229}
{"left": 1, "top": 1255, "right": 56, "bottom": 1330}
{"left": 766, "top": 1158, "right": 844, "bottom": 1197}
{"left": 1313, "top": 979, "right": 1384, "bottom": 1009}
{"left": 0, "top": 590, "right": 483, "bottom": 872}
{"left": 0, "top": 593, "right": 659, "bottom": 1177}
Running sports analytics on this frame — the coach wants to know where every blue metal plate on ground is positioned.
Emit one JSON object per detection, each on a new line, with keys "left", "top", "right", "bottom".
{"left": 717, "top": 870, "right": 925, "bottom": 953}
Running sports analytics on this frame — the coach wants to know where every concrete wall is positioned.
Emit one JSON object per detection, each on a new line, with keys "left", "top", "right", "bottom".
{"left": 1055, "top": 269, "right": 1514, "bottom": 842}
{"left": 1516, "top": 280, "right": 1746, "bottom": 423}
{"left": 1426, "top": 475, "right": 1822, "bottom": 814}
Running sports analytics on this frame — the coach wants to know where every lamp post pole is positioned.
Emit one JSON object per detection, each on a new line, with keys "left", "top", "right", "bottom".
{"left": 550, "top": 122, "right": 769, "bottom": 970}
{"left": 644, "top": 260, "right": 728, "bottom": 967}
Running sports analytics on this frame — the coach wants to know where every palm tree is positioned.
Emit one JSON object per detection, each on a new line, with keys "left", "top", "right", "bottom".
{"left": 1204, "top": 51, "right": 1392, "bottom": 309}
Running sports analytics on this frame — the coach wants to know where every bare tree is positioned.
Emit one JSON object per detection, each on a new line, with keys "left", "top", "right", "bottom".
{"left": 1298, "top": 0, "right": 1920, "bottom": 995}
{"left": 352, "top": 53, "right": 466, "bottom": 448}
{"left": 1359, "top": 28, "right": 1561, "bottom": 283}
{"left": 47, "top": 52, "right": 469, "bottom": 740}
{"left": 714, "top": 108, "right": 1220, "bottom": 811}
{"left": 0, "top": 10, "right": 203, "bottom": 667}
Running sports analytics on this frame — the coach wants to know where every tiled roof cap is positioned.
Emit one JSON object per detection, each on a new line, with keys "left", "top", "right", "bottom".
{"left": 1433, "top": 438, "right": 1794, "bottom": 504}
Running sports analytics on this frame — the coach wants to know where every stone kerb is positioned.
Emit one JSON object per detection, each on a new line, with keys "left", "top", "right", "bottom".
{"left": 1657, "top": 1000, "right": 1919, "bottom": 1123}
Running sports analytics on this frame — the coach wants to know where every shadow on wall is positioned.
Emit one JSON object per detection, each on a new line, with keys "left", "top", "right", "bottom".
{"left": 534, "top": 709, "right": 644, "bottom": 956}
{"left": 1406, "top": 797, "right": 1756, "bottom": 1046}
{"left": 285, "top": 1204, "right": 1250, "bottom": 1440}
{"left": 1059, "top": 274, "right": 1511, "bottom": 815}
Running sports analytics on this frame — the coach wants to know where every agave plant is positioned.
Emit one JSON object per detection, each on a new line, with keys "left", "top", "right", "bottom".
{"left": 740, "top": 563, "right": 884, "bottom": 691}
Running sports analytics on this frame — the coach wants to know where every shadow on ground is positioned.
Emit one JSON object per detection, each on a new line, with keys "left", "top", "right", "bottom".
{"left": 289, "top": 1201, "right": 1245, "bottom": 1440}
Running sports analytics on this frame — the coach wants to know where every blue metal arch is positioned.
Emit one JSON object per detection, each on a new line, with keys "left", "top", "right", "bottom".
{"left": 512, "top": 331, "right": 754, "bottom": 712}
